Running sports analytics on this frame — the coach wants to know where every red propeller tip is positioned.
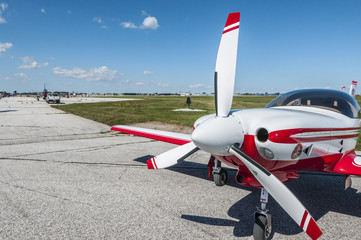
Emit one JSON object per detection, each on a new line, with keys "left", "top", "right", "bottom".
{"left": 306, "top": 218, "right": 323, "bottom": 240}
{"left": 147, "top": 158, "right": 157, "bottom": 169}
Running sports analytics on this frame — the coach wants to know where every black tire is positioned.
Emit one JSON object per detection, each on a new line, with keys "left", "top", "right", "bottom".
{"left": 253, "top": 215, "right": 273, "bottom": 240}
{"left": 214, "top": 168, "right": 227, "bottom": 186}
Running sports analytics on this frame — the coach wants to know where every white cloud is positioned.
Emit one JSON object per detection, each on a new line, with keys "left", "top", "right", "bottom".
{"left": 93, "top": 17, "right": 108, "bottom": 29}
{"left": 125, "top": 79, "right": 132, "bottom": 83}
{"left": 136, "top": 82, "right": 144, "bottom": 86}
{"left": 14, "top": 73, "right": 25, "bottom": 77}
{"left": 143, "top": 70, "right": 153, "bottom": 75}
{"left": 14, "top": 73, "right": 27, "bottom": 78}
{"left": 52, "top": 66, "right": 118, "bottom": 82}
{"left": 40, "top": 8, "right": 46, "bottom": 13}
{"left": 0, "top": 3, "right": 8, "bottom": 24}
{"left": 0, "top": 42, "right": 12, "bottom": 55}
{"left": 121, "top": 22, "right": 137, "bottom": 29}
{"left": 1, "top": 3, "right": 6, "bottom": 11}
{"left": 140, "top": 16, "right": 159, "bottom": 29}
{"left": 189, "top": 84, "right": 204, "bottom": 88}
{"left": 18, "top": 56, "right": 48, "bottom": 69}
{"left": 157, "top": 82, "right": 169, "bottom": 88}
{"left": 93, "top": 17, "right": 103, "bottom": 24}
{"left": 66, "top": 10, "right": 72, "bottom": 14}
{"left": 122, "top": 12, "right": 159, "bottom": 31}
{"left": 5, "top": 73, "right": 29, "bottom": 81}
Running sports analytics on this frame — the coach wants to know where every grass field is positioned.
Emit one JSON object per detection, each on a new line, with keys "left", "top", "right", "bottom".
{"left": 53, "top": 95, "right": 361, "bottom": 150}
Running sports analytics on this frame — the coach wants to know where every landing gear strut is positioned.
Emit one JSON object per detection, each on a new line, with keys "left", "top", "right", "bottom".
{"left": 253, "top": 188, "right": 273, "bottom": 240}
{"left": 208, "top": 156, "right": 227, "bottom": 186}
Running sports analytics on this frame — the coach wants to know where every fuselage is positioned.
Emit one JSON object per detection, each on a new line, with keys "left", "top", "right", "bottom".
{"left": 191, "top": 89, "right": 361, "bottom": 187}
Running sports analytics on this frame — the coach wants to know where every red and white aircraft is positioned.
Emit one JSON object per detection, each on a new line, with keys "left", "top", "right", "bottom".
{"left": 111, "top": 13, "right": 361, "bottom": 240}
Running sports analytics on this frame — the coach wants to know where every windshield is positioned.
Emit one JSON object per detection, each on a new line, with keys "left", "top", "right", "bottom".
{"left": 266, "top": 89, "right": 360, "bottom": 118}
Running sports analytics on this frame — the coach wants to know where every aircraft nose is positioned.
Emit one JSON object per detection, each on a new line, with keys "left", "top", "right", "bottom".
{"left": 191, "top": 115, "right": 244, "bottom": 155}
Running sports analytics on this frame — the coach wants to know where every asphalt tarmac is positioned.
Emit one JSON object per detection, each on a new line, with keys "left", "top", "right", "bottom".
{"left": 0, "top": 97, "right": 360, "bottom": 239}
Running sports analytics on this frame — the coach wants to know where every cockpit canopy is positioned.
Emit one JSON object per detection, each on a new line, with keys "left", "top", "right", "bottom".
{"left": 266, "top": 89, "right": 360, "bottom": 118}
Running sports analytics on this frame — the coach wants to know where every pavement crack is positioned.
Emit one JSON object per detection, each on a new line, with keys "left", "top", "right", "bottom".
{"left": 0, "top": 180, "right": 95, "bottom": 207}
{"left": 1, "top": 140, "right": 152, "bottom": 158}
{"left": 0, "top": 132, "right": 115, "bottom": 146}
{"left": 0, "top": 157, "right": 146, "bottom": 168}
{"left": 0, "top": 158, "right": 47, "bottom": 162}
{"left": 0, "top": 125, "right": 47, "bottom": 128}
{"left": 55, "top": 161, "right": 145, "bottom": 167}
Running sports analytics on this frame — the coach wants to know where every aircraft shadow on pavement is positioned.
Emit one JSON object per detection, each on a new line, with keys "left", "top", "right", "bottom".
{"left": 134, "top": 155, "right": 361, "bottom": 237}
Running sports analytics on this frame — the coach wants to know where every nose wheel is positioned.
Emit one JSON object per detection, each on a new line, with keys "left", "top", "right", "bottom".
{"left": 253, "top": 188, "right": 274, "bottom": 240}
{"left": 208, "top": 156, "right": 228, "bottom": 186}
{"left": 214, "top": 168, "right": 227, "bottom": 186}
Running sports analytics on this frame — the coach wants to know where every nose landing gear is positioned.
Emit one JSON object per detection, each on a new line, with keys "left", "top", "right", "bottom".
{"left": 253, "top": 188, "right": 274, "bottom": 240}
{"left": 214, "top": 168, "right": 227, "bottom": 186}
{"left": 208, "top": 156, "right": 228, "bottom": 186}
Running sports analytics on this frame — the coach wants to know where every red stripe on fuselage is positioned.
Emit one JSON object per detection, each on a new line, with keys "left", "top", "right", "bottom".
{"left": 223, "top": 25, "right": 239, "bottom": 34}
{"left": 269, "top": 127, "right": 360, "bottom": 144}
{"left": 224, "top": 12, "right": 240, "bottom": 28}
{"left": 111, "top": 126, "right": 191, "bottom": 145}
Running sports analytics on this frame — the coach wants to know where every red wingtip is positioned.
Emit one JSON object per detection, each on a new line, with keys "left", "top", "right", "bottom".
{"left": 225, "top": 12, "right": 240, "bottom": 28}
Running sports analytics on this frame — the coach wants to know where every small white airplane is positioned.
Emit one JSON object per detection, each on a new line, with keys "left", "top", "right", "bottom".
{"left": 112, "top": 13, "right": 361, "bottom": 240}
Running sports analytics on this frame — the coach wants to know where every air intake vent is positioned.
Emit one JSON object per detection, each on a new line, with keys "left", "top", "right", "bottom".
{"left": 257, "top": 128, "right": 268, "bottom": 142}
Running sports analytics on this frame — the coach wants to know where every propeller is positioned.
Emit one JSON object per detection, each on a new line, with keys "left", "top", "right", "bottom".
{"left": 215, "top": 12, "right": 240, "bottom": 117}
{"left": 147, "top": 142, "right": 198, "bottom": 169}
{"left": 229, "top": 145, "right": 322, "bottom": 240}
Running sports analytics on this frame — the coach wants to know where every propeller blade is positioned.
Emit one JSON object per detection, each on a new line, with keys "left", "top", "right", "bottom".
{"left": 215, "top": 12, "right": 240, "bottom": 117}
{"left": 229, "top": 145, "right": 322, "bottom": 240}
{"left": 147, "top": 142, "right": 199, "bottom": 169}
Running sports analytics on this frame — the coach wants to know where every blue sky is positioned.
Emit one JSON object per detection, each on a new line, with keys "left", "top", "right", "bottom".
{"left": 1, "top": 0, "right": 361, "bottom": 94}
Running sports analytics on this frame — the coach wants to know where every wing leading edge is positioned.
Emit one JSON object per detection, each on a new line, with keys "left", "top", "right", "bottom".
{"left": 111, "top": 125, "right": 191, "bottom": 145}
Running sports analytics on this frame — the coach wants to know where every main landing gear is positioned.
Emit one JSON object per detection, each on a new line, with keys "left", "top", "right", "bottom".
{"left": 208, "top": 156, "right": 228, "bottom": 186}
{"left": 253, "top": 188, "right": 274, "bottom": 240}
